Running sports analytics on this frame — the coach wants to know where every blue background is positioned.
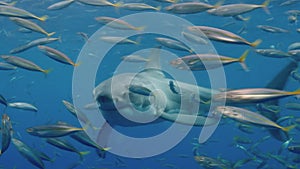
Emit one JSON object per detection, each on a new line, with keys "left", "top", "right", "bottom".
{"left": 0, "top": 0, "right": 300, "bottom": 168}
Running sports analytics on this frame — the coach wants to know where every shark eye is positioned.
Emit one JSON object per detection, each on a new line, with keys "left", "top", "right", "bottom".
{"left": 97, "top": 96, "right": 111, "bottom": 103}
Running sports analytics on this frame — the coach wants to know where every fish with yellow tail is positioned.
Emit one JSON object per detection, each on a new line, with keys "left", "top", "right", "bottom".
{"left": 187, "top": 26, "right": 262, "bottom": 47}
{"left": 170, "top": 50, "right": 249, "bottom": 71}
{"left": 213, "top": 88, "right": 300, "bottom": 104}
{"left": 95, "top": 16, "right": 145, "bottom": 31}
{"left": 76, "top": 0, "right": 122, "bottom": 7}
{"left": 165, "top": 0, "right": 223, "bottom": 14}
{"left": 214, "top": 106, "right": 296, "bottom": 132}
{"left": 0, "top": 5, "right": 48, "bottom": 21}
{"left": 26, "top": 123, "right": 84, "bottom": 137}
{"left": 38, "top": 45, "right": 80, "bottom": 67}
{"left": 118, "top": 3, "right": 161, "bottom": 11}
{"left": 207, "top": 0, "right": 271, "bottom": 16}
{"left": 46, "top": 138, "right": 90, "bottom": 161}
{"left": 9, "top": 17, "right": 55, "bottom": 37}
{"left": 12, "top": 138, "right": 45, "bottom": 169}
{"left": 1, "top": 55, "right": 51, "bottom": 74}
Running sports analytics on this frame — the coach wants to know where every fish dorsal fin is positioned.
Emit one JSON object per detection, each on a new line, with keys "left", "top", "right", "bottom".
{"left": 141, "top": 46, "right": 165, "bottom": 78}
{"left": 145, "top": 46, "right": 161, "bottom": 70}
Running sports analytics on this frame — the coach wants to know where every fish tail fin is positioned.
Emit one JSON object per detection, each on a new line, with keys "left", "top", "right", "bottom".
{"left": 100, "top": 147, "right": 111, "bottom": 151}
{"left": 250, "top": 39, "right": 262, "bottom": 47}
{"left": 286, "top": 88, "right": 300, "bottom": 95}
{"left": 73, "top": 62, "right": 81, "bottom": 67}
{"left": 134, "top": 26, "right": 146, "bottom": 31}
{"left": 134, "top": 36, "right": 142, "bottom": 45}
{"left": 282, "top": 124, "right": 297, "bottom": 132}
{"left": 201, "top": 99, "right": 211, "bottom": 104}
{"left": 47, "top": 32, "right": 56, "bottom": 37}
{"left": 156, "top": 6, "right": 162, "bottom": 11}
{"left": 38, "top": 15, "right": 48, "bottom": 22}
{"left": 238, "top": 50, "right": 250, "bottom": 71}
{"left": 79, "top": 151, "right": 90, "bottom": 156}
{"left": 244, "top": 16, "right": 251, "bottom": 21}
{"left": 58, "top": 35, "right": 62, "bottom": 43}
{"left": 8, "top": 1, "right": 17, "bottom": 6}
{"left": 43, "top": 69, "right": 52, "bottom": 75}
{"left": 78, "top": 151, "right": 90, "bottom": 160}
{"left": 213, "top": 0, "right": 224, "bottom": 8}
{"left": 113, "top": 1, "right": 123, "bottom": 7}
{"left": 261, "top": 0, "right": 271, "bottom": 15}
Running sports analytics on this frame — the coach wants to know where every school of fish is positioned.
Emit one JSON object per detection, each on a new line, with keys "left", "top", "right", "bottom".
{"left": 1, "top": 0, "right": 300, "bottom": 169}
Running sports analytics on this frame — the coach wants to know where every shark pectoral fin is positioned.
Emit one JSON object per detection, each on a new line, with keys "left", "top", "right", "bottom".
{"left": 96, "top": 122, "right": 112, "bottom": 155}
{"left": 159, "top": 112, "right": 218, "bottom": 126}
{"left": 150, "top": 89, "right": 167, "bottom": 116}
{"left": 190, "top": 93, "right": 211, "bottom": 104}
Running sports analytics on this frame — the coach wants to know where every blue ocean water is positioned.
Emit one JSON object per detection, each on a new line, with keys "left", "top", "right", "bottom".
{"left": 0, "top": 0, "right": 300, "bottom": 169}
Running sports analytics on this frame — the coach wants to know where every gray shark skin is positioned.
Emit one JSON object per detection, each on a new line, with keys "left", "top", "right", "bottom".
{"left": 259, "top": 61, "right": 298, "bottom": 142}
{"left": 93, "top": 48, "right": 220, "bottom": 153}
{"left": 93, "top": 63, "right": 218, "bottom": 127}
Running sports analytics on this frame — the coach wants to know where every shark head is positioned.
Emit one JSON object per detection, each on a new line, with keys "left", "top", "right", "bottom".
{"left": 93, "top": 72, "right": 164, "bottom": 127}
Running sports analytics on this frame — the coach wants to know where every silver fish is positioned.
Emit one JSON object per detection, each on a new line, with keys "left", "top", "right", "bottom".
{"left": 76, "top": 0, "right": 120, "bottom": 7}
{"left": 194, "top": 155, "right": 231, "bottom": 169}
{"left": 181, "top": 31, "right": 208, "bottom": 45}
{"left": 70, "top": 131, "right": 108, "bottom": 151}
{"left": 280, "top": 0, "right": 300, "bottom": 6}
{"left": 38, "top": 45, "right": 79, "bottom": 66}
{"left": 0, "top": 62, "right": 17, "bottom": 70}
{"left": 288, "top": 42, "right": 300, "bottom": 51}
{"left": 119, "top": 3, "right": 161, "bottom": 11}
{"left": 188, "top": 26, "right": 261, "bottom": 47}
{"left": 46, "top": 138, "right": 89, "bottom": 160}
{"left": 47, "top": 0, "right": 75, "bottom": 10}
{"left": 207, "top": 0, "right": 270, "bottom": 17}
{"left": 12, "top": 138, "right": 45, "bottom": 169}
{"left": 288, "top": 145, "right": 300, "bottom": 154}
{"left": 33, "top": 149, "right": 53, "bottom": 162}
{"left": 100, "top": 36, "right": 139, "bottom": 45}
{"left": 155, "top": 37, "right": 193, "bottom": 53}
{"left": 26, "top": 124, "right": 83, "bottom": 137}
{"left": 257, "top": 25, "right": 289, "bottom": 33}
{"left": 8, "top": 102, "right": 38, "bottom": 112}
{"left": 95, "top": 16, "right": 145, "bottom": 31}
{"left": 165, "top": 1, "right": 221, "bottom": 14}
{"left": 213, "top": 88, "right": 300, "bottom": 104}
{"left": 1, "top": 55, "right": 51, "bottom": 74}
{"left": 0, "top": 114, "right": 13, "bottom": 155}
{"left": 285, "top": 102, "right": 300, "bottom": 111}
{"left": 214, "top": 106, "right": 295, "bottom": 132}
{"left": 255, "top": 49, "right": 291, "bottom": 58}
{"left": 170, "top": 50, "right": 249, "bottom": 71}
{"left": 121, "top": 55, "right": 149, "bottom": 63}
{"left": 10, "top": 37, "right": 60, "bottom": 54}
{"left": 0, "top": 5, "right": 48, "bottom": 21}
{"left": 285, "top": 10, "right": 300, "bottom": 16}
{"left": 62, "top": 100, "right": 91, "bottom": 126}
{"left": 9, "top": 17, "right": 55, "bottom": 36}
{"left": 288, "top": 49, "right": 300, "bottom": 61}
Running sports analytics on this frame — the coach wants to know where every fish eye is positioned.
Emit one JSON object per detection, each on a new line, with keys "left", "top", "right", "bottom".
{"left": 26, "top": 128, "right": 33, "bottom": 132}
{"left": 231, "top": 113, "right": 239, "bottom": 116}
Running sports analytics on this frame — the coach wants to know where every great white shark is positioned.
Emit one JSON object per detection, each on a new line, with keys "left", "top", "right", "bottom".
{"left": 92, "top": 47, "right": 223, "bottom": 152}
{"left": 93, "top": 48, "right": 220, "bottom": 128}
{"left": 92, "top": 48, "right": 296, "bottom": 151}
